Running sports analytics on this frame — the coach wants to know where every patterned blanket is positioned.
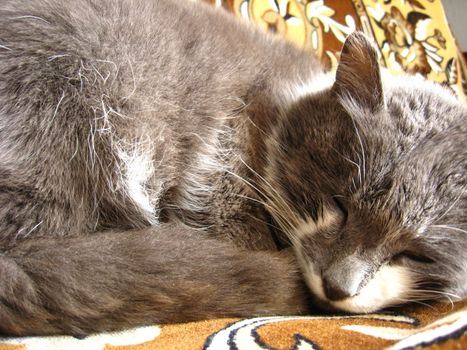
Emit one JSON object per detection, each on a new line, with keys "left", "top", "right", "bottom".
{"left": 1, "top": 301, "right": 465, "bottom": 349}
{"left": 208, "top": 0, "right": 466, "bottom": 101}
{"left": 1, "top": 1, "right": 465, "bottom": 349}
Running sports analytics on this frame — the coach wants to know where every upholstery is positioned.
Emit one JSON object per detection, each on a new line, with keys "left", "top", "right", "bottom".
{"left": 0, "top": 1, "right": 465, "bottom": 349}
{"left": 209, "top": 0, "right": 466, "bottom": 101}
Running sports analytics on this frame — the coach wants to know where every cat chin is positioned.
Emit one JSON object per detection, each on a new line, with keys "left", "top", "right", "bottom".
{"left": 302, "top": 261, "right": 414, "bottom": 313}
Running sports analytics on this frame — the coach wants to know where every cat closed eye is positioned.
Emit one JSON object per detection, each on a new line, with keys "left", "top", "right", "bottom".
{"left": 392, "top": 251, "right": 435, "bottom": 264}
{"left": 332, "top": 196, "right": 348, "bottom": 223}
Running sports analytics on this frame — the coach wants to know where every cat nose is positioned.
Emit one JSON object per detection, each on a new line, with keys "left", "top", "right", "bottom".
{"left": 321, "top": 256, "right": 369, "bottom": 301}
{"left": 322, "top": 277, "right": 353, "bottom": 301}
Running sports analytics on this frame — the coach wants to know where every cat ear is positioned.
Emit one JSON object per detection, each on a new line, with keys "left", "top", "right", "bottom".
{"left": 332, "top": 32, "right": 384, "bottom": 112}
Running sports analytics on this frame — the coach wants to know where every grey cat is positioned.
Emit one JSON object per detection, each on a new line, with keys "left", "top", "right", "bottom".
{"left": 0, "top": 0, "right": 465, "bottom": 336}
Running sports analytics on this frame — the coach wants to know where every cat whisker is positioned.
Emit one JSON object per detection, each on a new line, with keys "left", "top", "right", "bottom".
{"left": 405, "top": 288, "right": 459, "bottom": 310}
{"left": 224, "top": 169, "right": 270, "bottom": 204}
{"left": 235, "top": 189, "right": 296, "bottom": 236}
{"left": 429, "top": 225, "right": 467, "bottom": 235}
{"left": 234, "top": 194, "right": 279, "bottom": 217}
{"left": 331, "top": 146, "right": 362, "bottom": 186}
{"left": 261, "top": 186, "right": 301, "bottom": 235}
{"left": 224, "top": 154, "right": 301, "bottom": 236}
{"left": 395, "top": 298, "right": 436, "bottom": 310}
{"left": 245, "top": 212, "right": 283, "bottom": 233}
{"left": 433, "top": 195, "right": 463, "bottom": 222}
{"left": 236, "top": 156, "right": 290, "bottom": 206}
{"left": 409, "top": 289, "right": 461, "bottom": 300}
{"left": 349, "top": 116, "right": 366, "bottom": 184}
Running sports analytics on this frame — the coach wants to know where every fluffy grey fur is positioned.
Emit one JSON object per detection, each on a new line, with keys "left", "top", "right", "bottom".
{"left": 0, "top": 0, "right": 465, "bottom": 336}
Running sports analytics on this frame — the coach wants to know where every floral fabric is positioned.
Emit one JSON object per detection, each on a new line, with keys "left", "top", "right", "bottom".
{"left": 0, "top": 2, "right": 465, "bottom": 350}
{"left": 0, "top": 301, "right": 465, "bottom": 350}
{"left": 207, "top": 0, "right": 466, "bottom": 101}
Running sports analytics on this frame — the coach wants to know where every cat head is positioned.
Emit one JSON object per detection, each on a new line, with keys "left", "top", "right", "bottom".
{"left": 264, "top": 32, "right": 467, "bottom": 313}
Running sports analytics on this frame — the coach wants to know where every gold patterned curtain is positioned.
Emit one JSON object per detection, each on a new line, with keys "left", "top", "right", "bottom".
{"left": 204, "top": 0, "right": 466, "bottom": 101}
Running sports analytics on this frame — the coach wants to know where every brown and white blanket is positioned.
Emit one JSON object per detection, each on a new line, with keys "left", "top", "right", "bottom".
{"left": 1, "top": 301, "right": 465, "bottom": 349}
{"left": 1, "top": 1, "right": 465, "bottom": 349}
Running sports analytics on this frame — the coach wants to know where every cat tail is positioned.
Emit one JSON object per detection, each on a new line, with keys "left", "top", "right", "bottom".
{"left": 0, "top": 225, "right": 309, "bottom": 336}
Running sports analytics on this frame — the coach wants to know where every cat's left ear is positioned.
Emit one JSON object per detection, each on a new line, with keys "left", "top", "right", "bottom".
{"left": 332, "top": 32, "right": 385, "bottom": 112}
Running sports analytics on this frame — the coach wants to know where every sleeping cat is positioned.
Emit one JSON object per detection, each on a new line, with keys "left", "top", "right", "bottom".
{"left": 0, "top": 0, "right": 465, "bottom": 336}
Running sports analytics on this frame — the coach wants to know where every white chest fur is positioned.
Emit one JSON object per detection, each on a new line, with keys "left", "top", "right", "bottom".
{"left": 117, "top": 144, "right": 156, "bottom": 222}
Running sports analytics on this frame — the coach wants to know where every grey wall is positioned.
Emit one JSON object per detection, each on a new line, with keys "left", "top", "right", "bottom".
{"left": 443, "top": 0, "right": 467, "bottom": 50}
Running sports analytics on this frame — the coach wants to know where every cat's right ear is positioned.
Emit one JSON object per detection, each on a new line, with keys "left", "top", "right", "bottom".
{"left": 332, "top": 32, "right": 384, "bottom": 112}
